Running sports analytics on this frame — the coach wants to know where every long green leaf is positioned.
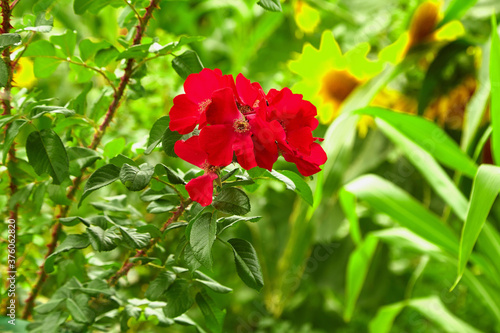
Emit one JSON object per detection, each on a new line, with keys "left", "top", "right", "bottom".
{"left": 344, "top": 235, "right": 378, "bottom": 321}
{"left": 439, "top": 0, "right": 478, "bottom": 28}
{"left": 355, "top": 107, "right": 477, "bottom": 177}
{"left": 490, "top": 16, "right": 500, "bottom": 164}
{"left": 456, "top": 165, "right": 500, "bottom": 286}
{"left": 344, "top": 175, "right": 458, "bottom": 254}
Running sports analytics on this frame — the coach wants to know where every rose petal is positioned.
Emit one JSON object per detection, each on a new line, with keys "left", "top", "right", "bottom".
{"left": 186, "top": 173, "right": 218, "bottom": 206}
{"left": 174, "top": 136, "right": 207, "bottom": 168}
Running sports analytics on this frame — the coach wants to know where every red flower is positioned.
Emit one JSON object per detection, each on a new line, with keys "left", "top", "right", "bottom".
{"left": 169, "top": 68, "right": 235, "bottom": 135}
{"left": 199, "top": 87, "right": 258, "bottom": 170}
{"left": 174, "top": 136, "right": 219, "bottom": 206}
{"left": 280, "top": 142, "right": 327, "bottom": 177}
{"left": 267, "top": 88, "right": 319, "bottom": 155}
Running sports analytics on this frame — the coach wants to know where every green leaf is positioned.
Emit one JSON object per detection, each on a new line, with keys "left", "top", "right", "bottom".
{"left": 354, "top": 107, "right": 477, "bottom": 177}
{"left": 117, "top": 44, "right": 151, "bottom": 60}
{"left": 34, "top": 57, "right": 62, "bottom": 78}
{"left": 147, "top": 200, "right": 176, "bottom": 214}
{"left": 31, "top": 105, "right": 76, "bottom": 119}
{"left": 45, "top": 234, "right": 90, "bottom": 273}
{"left": 26, "top": 129, "right": 70, "bottom": 185}
{"left": 183, "top": 242, "right": 202, "bottom": 272}
{"left": 119, "top": 163, "right": 154, "bottom": 191}
{"left": 145, "top": 271, "right": 176, "bottom": 301}
{"left": 194, "top": 271, "right": 233, "bottom": 294}
{"left": 78, "top": 39, "right": 111, "bottom": 61}
{"left": 0, "top": 58, "right": 7, "bottom": 87}
{"left": 94, "top": 47, "right": 119, "bottom": 67}
{"left": 80, "top": 164, "right": 120, "bottom": 205}
{"left": 59, "top": 216, "right": 90, "bottom": 227}
{"left": 163, "top": 279, "right": 194, "bottom": 318}
{"left": 24, "top": 39, "right": 55, "bottom": 57}
{"left": 368, "top": 302, "right": 405, "bottom": 333}
{"left": 144, "top": 307, "right": 174, "bottom": 327}
{"left": 86, "top": 226, "right": 120, "bottom": 252}
{"left": 172, "top": 50, "right": 204, "bottom": 79}
{"left": 344, "top": 235, "right": 378, "bottom": 322}
{"left": 269, "top": 170, "right": 313, "bottom": 205}
{"left": 456, "top": 165, "right": 500, "bottom": 286}
{"left": 141, "top": 187, "right": 177, "bottom": 201}
{"left": 137, "top": 225, "right": 162, "bottom": 238}
{"left": 50, "top": 30, "right": 77, "bottom": 57}
{"left": 228, "top": 238, "right": 264, "bottom": 291}
{"left": 110, "top": 154, "right": 136, "bottom": 168}
{"left": 24, "top": 12, "right": 54, "bottom": 32}
{"left": 212, "top": 188, "right": 251, "bottom": 215}
{"left": 0, "top": 114, "right": 16, "bottom": 129}
{"left": 195, "top": 291, "right": 226, "bottom": 333}
{"left": 0, "top": 33, "right": 21, "bottom": 48}
{"left": 149, "top": 36, "right": 205, "bottom": 55}
{"left": 119, "top": 227, "right": 151, "bottom": 249}
{"left": 189, "top": 213, "right": 216, "bottom": 270}
{"left": 339, "top": 188, "right": 362, "bottom": 245}
{"left": 161, "top": 128, "right": 182, "bottom": 157}
{"left": 67, "top": 147, "right": 101, "bottom": 176}
{"left": 146, "top": 116, "right": 170, "bottom": 154}
{"left": 257, "top": 0, "right": 282, "bottom": 12}
{"left": 155, "top": 163, "right": 186, "bottom": 185}
{"left": 3, "top": 119, "right": 27, "bottom": 164}
{"left": 439, "top": 0, "right": 477, "bottom": 28}
{"left": 344, "top": 175, "right": 458, "bottom": 254}
{"left": 490, "top": 16, "right": 500, "bottom": 164}
{"left": 66, "top": 297, "right": 94, "bottom": 324}
{"left": 217, "top": 215, "right": 261, "bottom": 235}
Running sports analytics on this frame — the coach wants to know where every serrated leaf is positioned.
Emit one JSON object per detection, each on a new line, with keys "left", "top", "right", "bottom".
{"left": 94, "top": 46, "right": 119, "bottom": 67}
{"left": 212, "top": 188, "right": 251, "bottom": 215}
{"left": 257, "top": 0, "right": 282, "bottom": 12}
{"left": 86, "top": 226, "right": 120, "bottom": 252}
{"left": 217, "top": 215, "right": 262, "bottom": 235}
{"left": 67, "top": 147, "right": 101, "bottom": 176}
{"left": 136, "top": 224, "right": 162, "bottom": 238}
{"left": 196, "top": 291, "right": 225, "bottom": 333}
{"left": 147, "top": 200, "right": 176, "bottom": 214}
{"left": 163, "top": 279, "right": 194, "bottom": 318}
{"left": 59, "top": 216, "right": 90, "bottom": 227}
{"left": 80, "top": 164, "right": 120, "bottom": 205}
{"left": 66, "top": 298, "right": 94, "bottom": 324}
{"left": 228, "top": 238, "right": 264, "bottom": 291}
{"left": 31, "top": 105, "right": 76, "bottom": 119}
{"left": 3, "top": 119, "right": 27, "bottom": 164}
{"left": 26, "top": 129, "right": 69, "bottom": 185}
{"left": 155, "top": 163, "right": 186, "bottom": 185}
{"left": 0, "top": 33, "right": 21, "bottom": 48}
{"left": 145, "top": 271, "right": 176, "bottom": 301}
{"left": 161, "top": 128, "right": 182, "bottom": 157}
{"left": 119, "top": 227, "right": 151, "bottom": 249}
{"left": 146, "top": 116, "right": 170, "bottom": 154}
{"left": 183, "top": 242, "right": 202, "bottom": 272}
{"left": 119, "top": 163, "right": 154, "bottom": 191}
{"left": 269, "top": 170, "right": 313, "bottom": 205}
{"left": 190, "top": 213, "right": 216, "bottom": 269}
{"left": 172, "top": 50, "right": 204, "bottom": 79}
{"left": 194, "top": 271, "right": 232, "bottom": 294}
{"left": 45, "top": 234, "right": 90, "bottom": 273}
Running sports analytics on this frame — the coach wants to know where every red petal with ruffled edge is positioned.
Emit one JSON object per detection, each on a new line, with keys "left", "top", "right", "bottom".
{"left": 169, "top": 94, "right": 201, "bottom": 134}
{"left": 206, "top": 88, "right": 242, "bottom": 125}
{"left": 174, "top": 136, "right": 207, "bottom": 168}
{"left": 199, "top": 124, "right": 235, "bottom": 167}
{"left": 186, "top": 173, "right": 218, "bottom": 206}
{"left": 281, "top": 142, "right": 327, "bottom": 177}
{"left": 248, "top": 115, "right": 285, "bottom": 170}
{"left": 184, "top": 68, "right": 226, "bottom": 104}
{"left": 233, "top": 134, "right": 257, "bottom": 170}
{"left": 236, "top": 73, "right": 266, "bottom": 109}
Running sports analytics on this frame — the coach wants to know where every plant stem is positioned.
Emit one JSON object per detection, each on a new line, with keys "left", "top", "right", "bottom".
{"left": 20, "top": 0, "right": 161, "bottom": 318}
{"left": 0, "top": 0, "right": 19, "bottom": 316}
{"left": 107, "top": 199, "right": 192, "bottom": 287}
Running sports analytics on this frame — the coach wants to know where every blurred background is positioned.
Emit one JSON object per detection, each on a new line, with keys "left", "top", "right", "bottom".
{"left": 3, "top": 0, "right": 500, "bottom": 332}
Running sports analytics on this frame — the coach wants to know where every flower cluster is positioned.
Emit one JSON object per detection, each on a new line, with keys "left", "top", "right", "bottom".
{"left": 170, "top": 68, "right": 327, "bottom": 206}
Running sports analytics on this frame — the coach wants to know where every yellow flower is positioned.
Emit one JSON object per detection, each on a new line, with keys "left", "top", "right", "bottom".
{"left": 289, "top": 31, "right": 383, "bottom": 123}
{"left": 13, "top": 57, "right": 36, "bottom": 88}
{"left": 293, "top": 0, "right": 320, "bottom": 34}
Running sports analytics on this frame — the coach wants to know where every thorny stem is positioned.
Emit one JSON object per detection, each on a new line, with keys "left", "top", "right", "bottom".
{"left": 1, "top": 0, "right": 19, "bottom": 316}
{"left": 107, "top": 199, "right": 192, "bottom": 287}
{"left": 21, "top": 0, "right": 161, "bottom": 319}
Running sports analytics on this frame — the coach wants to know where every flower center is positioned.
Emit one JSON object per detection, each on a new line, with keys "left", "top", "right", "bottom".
{"left": 237, "top": 102, "right": 253, "bottom": 115}
{"left": 202, "top": 162, "right": 218, "bottom": 174}
{"left": 198, "top": 99, "right": 212, "bottom": 113}
{"left": 233, "top": 119, "right": 251, "bottom": 133}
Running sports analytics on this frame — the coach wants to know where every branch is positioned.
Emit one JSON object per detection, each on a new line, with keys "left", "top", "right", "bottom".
{"left": 107, "top": 199, "right": 192, "bottom": 287}
{"left": 20, "top": 0, "right": 161, "bottom": 318}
